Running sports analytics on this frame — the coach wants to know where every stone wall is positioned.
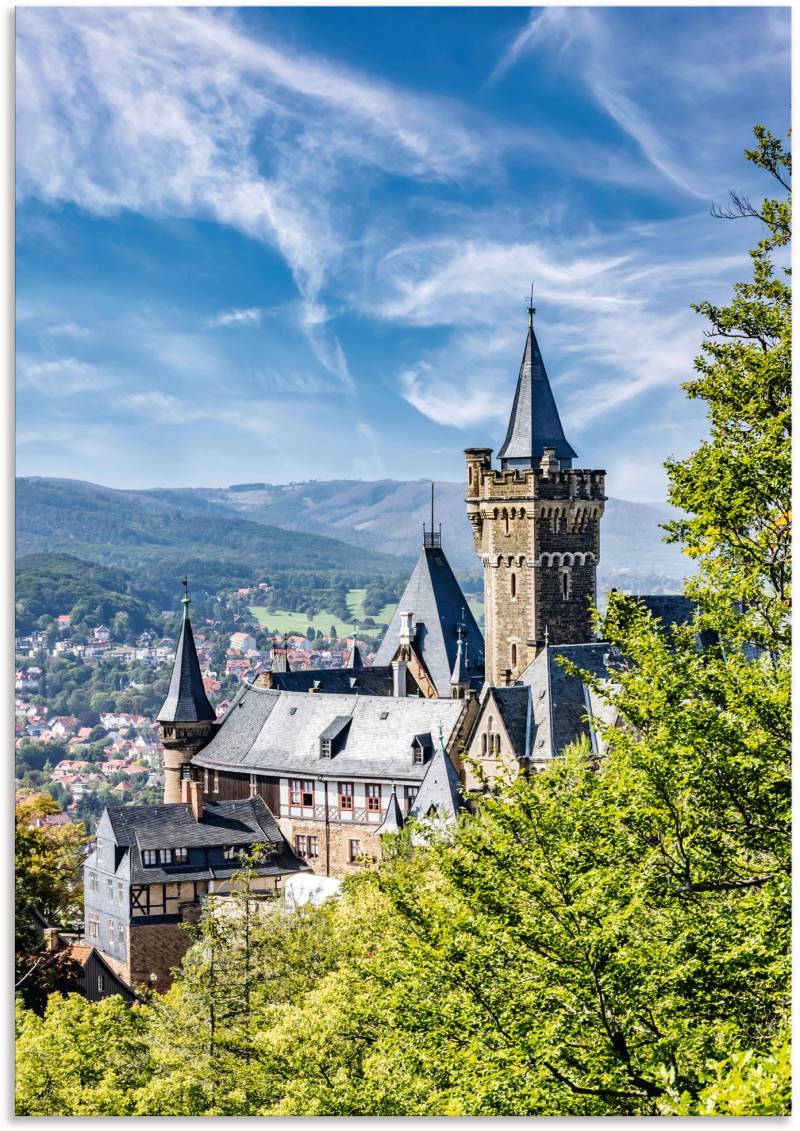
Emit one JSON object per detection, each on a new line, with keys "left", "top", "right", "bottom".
{"left": 128, "top": 920, "right": 193, "bottom": 990}
{"left": 277, "top": 814, "right": 384, "bottom": 878}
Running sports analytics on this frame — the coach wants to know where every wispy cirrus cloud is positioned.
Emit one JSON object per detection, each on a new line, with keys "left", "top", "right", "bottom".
{"left": 207, "top": 307, "right": 262, "bottom": 328}
{"left": 17, "top": 355, "right": 119, "bottom": 397}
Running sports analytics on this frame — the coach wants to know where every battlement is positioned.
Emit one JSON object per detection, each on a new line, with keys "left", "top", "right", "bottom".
{"left": 465, "top": 448, "right": 605, "bottom": 503}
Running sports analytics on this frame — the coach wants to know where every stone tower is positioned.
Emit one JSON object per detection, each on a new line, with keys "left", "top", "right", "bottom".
{"left": 465, "top": 304, "right": 606, "bottom": 686}
{"left": 157, "top": 580, "right": 217, "bottom": 803}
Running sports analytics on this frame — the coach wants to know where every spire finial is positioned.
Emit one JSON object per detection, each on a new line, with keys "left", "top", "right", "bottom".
{"left": 527, "top": 283, "right": 535, "bottom": 331}
{"left": 181, "top": 576, "right": 190, "bottom": 620}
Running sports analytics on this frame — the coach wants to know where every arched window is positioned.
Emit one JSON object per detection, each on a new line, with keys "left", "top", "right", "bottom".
{"left": 468, "top": 466, "right": 473, "bottom": 485}
{"left": 510, "top": 572, "right": 517, "bottom": 598}
{"left": 493, "top": 734, "right": 501, "bottom": 755}
{"left": 511, "top": 643, "right": 517, "bottom": 668}
{"left": 481, "top": 733, "right": 487, "bottom": 755}
{"left": 562, "top": 569, "right": 571, "bottom": 600}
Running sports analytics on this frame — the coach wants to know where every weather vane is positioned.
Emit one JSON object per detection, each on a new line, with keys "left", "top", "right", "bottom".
{"left": 181, "top": 575, "right": 190, "bottom": 616}
{"left": 527, "top": 283, "right": 536, "bottom": 329}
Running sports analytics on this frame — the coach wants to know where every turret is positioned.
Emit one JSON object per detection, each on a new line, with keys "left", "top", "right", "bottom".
{"left": 157, "top": 579, "right": 217, "bottom": 803}
{"left": 464, "top": 302, "right": 606, "bottom": 684}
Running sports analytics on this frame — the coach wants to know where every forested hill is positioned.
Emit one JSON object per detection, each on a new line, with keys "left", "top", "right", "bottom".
{"left": 15, "top": 478, "right": 409, "bottom": 580}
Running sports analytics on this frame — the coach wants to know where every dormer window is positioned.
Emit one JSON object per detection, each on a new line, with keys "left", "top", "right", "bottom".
{"left": 413, "top": 745, "right": 424, "bottom": 765}
{"left": 174, "top": 847, "right": 188, "bottom": 864}
{"left": 158, "top": 849, "right": 172, "bottom": 865}
{"left": 411, "top": 734, "right": 432, "bottom": 765}
{"left": 320, "top": 738, "right": 332, "bottom": 758}
{"left": 223, "top": 846, "right": 238, "bottom": 860}
{"left": 142, "top": 850, "right": 157, "bottom": 866}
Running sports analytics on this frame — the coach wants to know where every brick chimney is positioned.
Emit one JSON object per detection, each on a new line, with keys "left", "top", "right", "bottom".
{"left": 188, "top": 780, "right": 204, "bottom": 822}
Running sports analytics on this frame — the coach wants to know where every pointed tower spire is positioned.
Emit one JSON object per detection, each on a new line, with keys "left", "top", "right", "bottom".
{"left": 158, "top": 580, "right": 216, "bottom": 803}
{"left": 450, "top": 618, "right": 469, "bottom": 698}
{"left": 349, "top": 621, "right": 364, "bottom": 669}
{"left": 497, "top": 302, "right": 577, "bottom": 471}
{"left": 377, "top": 786, "right": 404, "bottom": 837}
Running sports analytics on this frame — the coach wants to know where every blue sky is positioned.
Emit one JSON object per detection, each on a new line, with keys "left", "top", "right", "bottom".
{"left": 16, "top": 6, "right": 790, "bottom": 501}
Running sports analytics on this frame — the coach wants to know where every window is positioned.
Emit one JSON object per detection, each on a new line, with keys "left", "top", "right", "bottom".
{"left": 107, "top": 918, "right": 115, "bottom": 942}
{"left": 481, "top": 733, "right": 487, "bottom": 755}
{"left": 142, "top": 850, "right": 157, "bottom": 866}
{"left": 562, "top": 569, "right": 571, "bottom": 600}
{"left": 117, "top": 921, "right": 125, "bottom": 943}
{"left": 503, "top": 508, "right": 510, "bottom": 536}
{"left": 348, "top": 839, "right": 361, "bottom": 863}
{"left": 117, "top": 881, "right": 123, "bottom": 905}
{"left": 289, "top": 706, "right": 297, "bottom": 715}
{"left": 295, "top": 835, "right": 319, "bottom": 859}
{"left": 412, "top": 742, "right": 424, "bottom": 765}
{"left": 88, "top": 915, "right": 99, "bottom": 939}
{"left": 97, "top": 974, "right": 105, "bottom": 993}
{"left": 380, "top": 711, "right": 389, "bottom": 720}
{"left": 223, "top": 846, "right": 238, "bottom": 860}
{"left": 494, "top": 734, "right": 501, "bottom": 755}
{"left": 339, "top": 782, "right": 353, "bottom": 811}
{"left": 510, "top": 572, "right": 517, "bottom": 598}
{"left": 365, "top": 784, "right": 381, "bottom": 814}
{"left": 158, "top": 849, "right": 173, "bottom": 865}
{"left": 174, "top": 847, "right": 188, "bottom": 864}
{"left": 511, "top": 643, "right": 517, "bottom": 668}
{"left": 320, "top": 738, "right": 332, "bottom": 758}
{"left": 106, "top": 878, "right": 114, "bottom": 899}
{"left": 406, "top": 787, "right": 419, "bottom": 811}
{"left": 96, "top": 842, "right": 104, "bottom": 865}
{"left": 89, "top": 871, "right": 98, "bottom": 894}
{"left": 290, "top": 779, "right": 314, "bottom": 808}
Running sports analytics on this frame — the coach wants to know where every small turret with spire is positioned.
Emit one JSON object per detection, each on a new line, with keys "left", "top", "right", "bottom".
{"left": 449, "top": 613, "right": 470, "bottom": 698}
{"left": 157, "top": 578, "right": 217, "bottom": 803}
{"left": 348, "top": 621, "right": 364, "bottom": 669}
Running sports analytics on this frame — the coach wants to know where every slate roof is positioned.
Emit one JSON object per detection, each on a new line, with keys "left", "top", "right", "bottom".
{"left": 491, "top": 685, "right": 531, "bottom": 760}
{"left": 348, "top": 644, "right": 364, "bottom": 669}
{"left": 408, "top": 739, "right": 464, "bottom": 822}
{"left": 267, "top": 666, "right": 394, "bottom": 696}
{"left": 497, "top": 322, "right": 578, "bottom": 467}
{"left": 377, "top": 789, "right": 405, "bottom": 835}
{"left": 157, "top": 614, "right": 216, "bottom": 724}
{"left": 373, "top": 543, "right": 485, "bottom": 696}
{"left": 102, "top": 796, "right": 305, "bottom": 883}
{"left": 193, "top": 684, "right": 466, "bottom": 782}
{"left": 520, "top": 642, "right": 618, "bottom": 761}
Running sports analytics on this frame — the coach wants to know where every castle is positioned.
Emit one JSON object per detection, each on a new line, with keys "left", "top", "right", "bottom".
{"left": 84, "top": 304, "right": 690, "bottom": 990}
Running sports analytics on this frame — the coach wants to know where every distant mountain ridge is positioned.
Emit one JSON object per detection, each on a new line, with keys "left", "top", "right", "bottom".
{"left": 16, "top": 476, "right": 693, "bottom": 593}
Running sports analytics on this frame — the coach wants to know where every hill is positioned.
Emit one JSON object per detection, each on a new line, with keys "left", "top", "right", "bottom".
{"left": 15, "top": 478, "right": 409, "bottom": 585}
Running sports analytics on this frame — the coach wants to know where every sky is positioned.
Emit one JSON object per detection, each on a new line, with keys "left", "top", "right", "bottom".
{"left": 16, "top": 5, "right": 790, "bottom": 502}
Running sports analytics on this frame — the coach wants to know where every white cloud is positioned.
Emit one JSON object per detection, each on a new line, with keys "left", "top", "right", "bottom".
{"left": 207, "top": 307, "right": 262, "bottom": 328}
{"left": 17, "top": 356, "right": 119, "bottom": 396}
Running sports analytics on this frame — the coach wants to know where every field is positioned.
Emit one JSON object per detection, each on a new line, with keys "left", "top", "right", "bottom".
{"left": 249, "top": 588, "right": 484, "bottom": 640}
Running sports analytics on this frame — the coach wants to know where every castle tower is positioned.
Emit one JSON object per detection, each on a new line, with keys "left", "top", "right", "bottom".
{"left": 465, "top": 303, "right": 606, "bottom": 686}
{"left": 157, "top": 579, "right": 217, "bottom": 803}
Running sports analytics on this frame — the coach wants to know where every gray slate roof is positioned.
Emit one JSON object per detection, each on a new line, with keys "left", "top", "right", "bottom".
{"left": 193, "top": 684, "right": 467, "bottom": 782}
{"left": 267, "top": 666, "right": 394, "bottom": 696}
{"left": 377, "top": 789, "right": 405, "bottom": 835}
{"left": 102, "top": 796, "right": 304, "bottom": 883}
{"left": 157, "top": 615, "right": 216, "bottom": 724}
{"left": 373, "top": 543, "right": 485, "bottom": 696}
{"left": 497, "top": 324, "right": 577, "bottom": 467}
{"left": 491, "top": 685, "right": 531, "bottom": 759}
{"left": 408, "top": 741, "right": 464, "bottom": 822}
{"left": 520, "top": 642, "right": 618, "bottom": 761}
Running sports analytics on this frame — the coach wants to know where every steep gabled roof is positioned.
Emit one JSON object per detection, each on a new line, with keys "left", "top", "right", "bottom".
{"left": 491, "top": 685, "right": 531, "bottom": 760}
{"left": 373, "top": 543, "right": 484, "bottom": 696}
{"left": 497, "top": 322, "right": 577, "bottom": 467}
{"left": 520, "top": 642, "right": 617, "bottom": 761}
{"left": 157, "top": 614, "right": 216, "bottom": 724}
{"left": 408, "top": 738, "right": 463, "bottom": 823}
{"left": 377, "top": 789, "right": 405, "bottom": 836}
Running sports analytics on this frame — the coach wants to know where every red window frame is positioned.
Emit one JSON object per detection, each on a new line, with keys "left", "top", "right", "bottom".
{"left": 290, "top": 779, "right": 314, "bottom": 808}
{"left": 339, "top": 782, "right": 353, "bottom": 811}
{"left": 307, "top": 837, "right": 319, "bottom": 859}
{"left": 365, "top": 783, "right": 381, "bottom": 813}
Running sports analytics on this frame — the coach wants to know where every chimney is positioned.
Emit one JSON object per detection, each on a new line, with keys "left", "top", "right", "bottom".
{"left": 392, "top": 659, "right": 407, "bottom": 698}
{"left": 399, "top": 611, "right": 414, "bottom": 648}
{"left": 188, "top": 780, "right": 204, "bottom": 822}
{"left": 180, "top": 778, "right": 191, "bottom": 804}
{"left": 43, "top": 927, "right": 60, "bottom": 953}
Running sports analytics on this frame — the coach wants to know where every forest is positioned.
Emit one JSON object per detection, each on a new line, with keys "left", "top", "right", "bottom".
{"left": 14, "top": 130, "right": 791, "bottom": 1116}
